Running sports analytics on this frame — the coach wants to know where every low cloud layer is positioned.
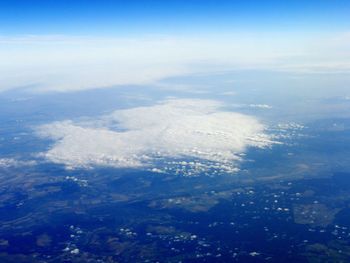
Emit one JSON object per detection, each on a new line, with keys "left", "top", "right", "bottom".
{"left": 1, "top": 33, "right": 350, "bottom": 92}
{"left": 36, "top": 99, "right": 277, "bottom": 175}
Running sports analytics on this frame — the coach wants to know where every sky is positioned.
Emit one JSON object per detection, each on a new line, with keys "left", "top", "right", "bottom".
{"left": 1, "top": 1, "right": 350, "bottom": 170}
{"left": 0, "top": 1, "right": 349, "bottom": 93}
{"left": 1, "top": 0, "right": 350, "bottom": 36}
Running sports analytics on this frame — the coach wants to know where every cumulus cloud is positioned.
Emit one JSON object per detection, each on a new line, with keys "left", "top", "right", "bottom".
{"left": 0, "top": 158, "right": 37, "bottom": 168}
{"left": 36, "top": 99, "right": 278, "bottom": 175}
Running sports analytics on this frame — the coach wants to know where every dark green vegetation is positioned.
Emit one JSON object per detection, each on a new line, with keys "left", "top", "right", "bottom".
{"left": 1, "top": 159, "right": 350, "bottom": 262}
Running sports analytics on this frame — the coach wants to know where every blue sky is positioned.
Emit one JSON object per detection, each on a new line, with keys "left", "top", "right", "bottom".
{"left": 1, "top": 0, "right": 350, "bottom": 36}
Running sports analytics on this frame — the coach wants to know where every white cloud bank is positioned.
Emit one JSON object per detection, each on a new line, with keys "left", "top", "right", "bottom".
{"left": 36, "top": 99, "right": 278, "bottom": 175}
{"left": 0, "top": 32, "right": 350, "bottom": 92}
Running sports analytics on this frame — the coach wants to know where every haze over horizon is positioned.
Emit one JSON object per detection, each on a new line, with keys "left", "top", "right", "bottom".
{"left": 0, "top": 0, "right": 349, "bottom": 93}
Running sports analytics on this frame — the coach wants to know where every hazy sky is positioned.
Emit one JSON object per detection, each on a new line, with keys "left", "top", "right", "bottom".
{"left": 0, "top": 1, "right": 349, "bottom": 92}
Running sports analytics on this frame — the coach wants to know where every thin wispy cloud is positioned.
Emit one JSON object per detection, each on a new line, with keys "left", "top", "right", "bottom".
{"left": 0, "top": 158, "right": 37, "bottom": 168}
